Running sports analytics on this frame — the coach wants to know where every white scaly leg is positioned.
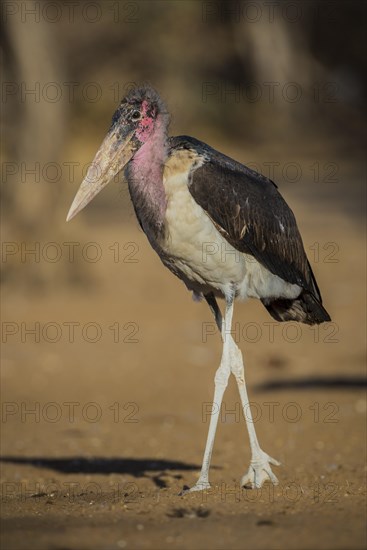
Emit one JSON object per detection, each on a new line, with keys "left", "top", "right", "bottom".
{"left": 228, "top": 340, "right": 280, "bottom": 489}
{"left": 204, "top": 293, "right": 280, "bottom": 490}
{"left": 181, "top": 295, "right": 234, "bottom": 494}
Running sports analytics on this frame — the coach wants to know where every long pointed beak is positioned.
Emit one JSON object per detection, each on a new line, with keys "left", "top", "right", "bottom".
{"left": 66, "top": 127, "right": 136, "bottom": 221}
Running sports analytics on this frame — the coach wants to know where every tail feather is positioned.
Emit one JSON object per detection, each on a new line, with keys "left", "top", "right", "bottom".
{"left": 262, "top": 291, "right": 331, "bottom": 325}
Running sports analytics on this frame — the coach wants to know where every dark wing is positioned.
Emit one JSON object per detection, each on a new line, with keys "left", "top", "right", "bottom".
{"left": 182, "top": 138, "right": 320, "bottom": 298}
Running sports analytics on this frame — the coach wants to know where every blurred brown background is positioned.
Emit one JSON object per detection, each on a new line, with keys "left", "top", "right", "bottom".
{"left": 1, "top": 1, "right": 366, "bottom": 549}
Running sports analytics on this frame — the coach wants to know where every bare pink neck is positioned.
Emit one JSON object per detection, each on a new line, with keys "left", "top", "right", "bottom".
{"left": 127, "top": 114, "right": 169, "bottom": 235}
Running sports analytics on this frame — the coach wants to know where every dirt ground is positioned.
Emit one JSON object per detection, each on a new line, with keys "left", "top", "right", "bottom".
{"left": 1, "top": 177, "right": 366, "bottom": 549}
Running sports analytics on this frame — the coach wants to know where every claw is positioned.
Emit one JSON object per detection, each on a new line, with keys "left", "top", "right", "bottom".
{"left": 241, "top": 452, "right": 280, "bottom": 489}
{"left": 179, "top": 481, "right": 211, "bottom": 496}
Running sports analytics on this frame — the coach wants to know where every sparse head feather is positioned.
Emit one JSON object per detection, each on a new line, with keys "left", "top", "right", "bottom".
{"left": 108, "top": 85, "right": 169, "bottom": 144}
{"left": 123, "top": 85, "right": 168, "bottom": 117}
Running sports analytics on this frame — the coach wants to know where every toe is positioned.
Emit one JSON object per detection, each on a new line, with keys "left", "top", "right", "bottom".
{"left": 267, "top": 455, "right": 281, "bottom": 467}
{"left": 241, "top": 470, "right": 254, "bottom": 489}
{"left": 265, "top": 467, "right": 279, "bottom": 485}
{"left": 180, "top": 481, "right": 211, "bottom": 495}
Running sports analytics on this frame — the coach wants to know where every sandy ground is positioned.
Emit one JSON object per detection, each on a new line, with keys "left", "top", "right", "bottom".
{"left": 1, "top": 183, "right": 366, "bottom": 549}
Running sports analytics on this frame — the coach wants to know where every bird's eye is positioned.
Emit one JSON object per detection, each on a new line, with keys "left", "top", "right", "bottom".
{"left": 131, "top": 110, "right": 141, "bottom": 121}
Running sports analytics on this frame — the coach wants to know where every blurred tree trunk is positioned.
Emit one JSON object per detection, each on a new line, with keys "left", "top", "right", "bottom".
{"left": 1, "top": 3, "right": 88, "bottom": 288}
{"left": 232, "top": 3, "right": 318, "bottom": 134}
{"left": 4, "top": 1, "right": 66, "bottom": 233}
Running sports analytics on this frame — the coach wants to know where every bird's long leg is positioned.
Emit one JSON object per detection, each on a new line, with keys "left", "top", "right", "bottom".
{"left": 206, "top": 293, "right": 280, "bottom": 490}
{"left": 229, "top": 341, "right": 281, "bottom": 489}
{"left": 182, "top": 293, "right": 233, "bottom": 494}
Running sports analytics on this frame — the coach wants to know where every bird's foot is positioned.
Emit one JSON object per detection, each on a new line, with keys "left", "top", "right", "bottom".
{"left": 241, "top": 451, "right": 280, "bottom": 489}
{"left": 179, "top": 480, "right": 211, "bottom": 496}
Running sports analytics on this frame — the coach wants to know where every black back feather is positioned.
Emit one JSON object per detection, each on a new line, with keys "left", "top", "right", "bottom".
{"left": 169, "top": 136, "right": 330, "bottom": 324}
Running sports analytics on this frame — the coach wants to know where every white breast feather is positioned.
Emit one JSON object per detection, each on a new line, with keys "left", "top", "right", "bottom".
{"left": 162, "top": 155, "right": 301, "bottom": 301}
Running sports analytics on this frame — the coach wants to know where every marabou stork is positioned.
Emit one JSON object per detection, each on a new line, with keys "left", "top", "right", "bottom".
{"left": 67, "top": 86, "right": 331, "bottom": 493}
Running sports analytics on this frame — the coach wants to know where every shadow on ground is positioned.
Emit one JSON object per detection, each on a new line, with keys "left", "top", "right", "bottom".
{"left": 0, "top": 456, "right": 202, "bottom": 488}
{"left": 255, "top": 375, "right": 367, "bottom": 392}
